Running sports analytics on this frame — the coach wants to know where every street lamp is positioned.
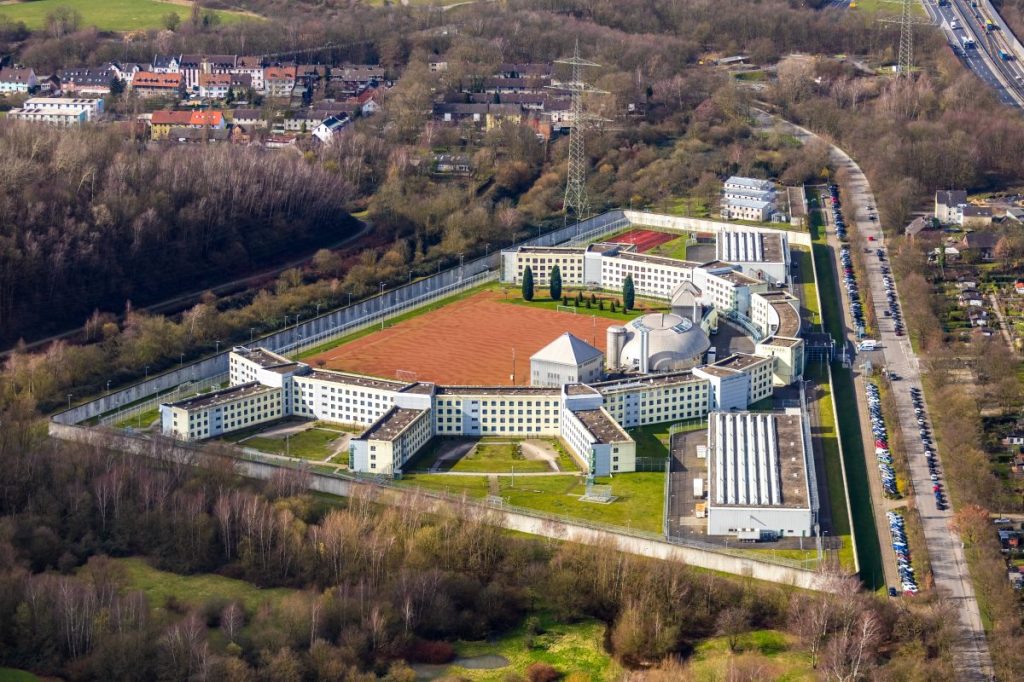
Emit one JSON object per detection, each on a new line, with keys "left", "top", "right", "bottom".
{"left": 144, "top": 365, "right": 150, "bottom": 379}
{"left": 179, "top": 352, "right": 184, "bottom": 368}
{"left": 67, "top": 394, "right": 73, "bottom": 410}
{"left": 316, "top": 303, "right": 322, "bottom": 316}
{"left": 347, "top": 292, "right": 353, "bottom": 307}
{"left": 106, "top": 380, "right": 112, "bottom": 394}
{"left": 215, "top": 340, "right": 221, "bottom": 354}
{"left": 250, "top": 327, "right": 255, "bottom": 343}
{"left": 379, "top": 282, "right": 386, "bottom": 330}
{"left": 485, "top": 243, "right": 490, "bottom": 257}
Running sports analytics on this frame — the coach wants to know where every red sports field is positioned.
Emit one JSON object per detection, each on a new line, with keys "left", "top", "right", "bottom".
{"left": 608, "top": 229, "right": 677, "bottom": 252}
{"left": 307, "top": 290, "right": 629, "bottom": 385}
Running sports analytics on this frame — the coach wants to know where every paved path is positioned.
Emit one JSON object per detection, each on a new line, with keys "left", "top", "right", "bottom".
{"left": 762, "top": 111, "right": 994, "bottom": 681}
{"left": 988, "top": 293, "right": 1015, "bottom": 350}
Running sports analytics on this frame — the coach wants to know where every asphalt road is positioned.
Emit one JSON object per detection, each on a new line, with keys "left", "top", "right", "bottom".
{"left": 824, "top": 143, "right": 996, "bottom": 682}
{"left": 755, "top": 108, "right": 995, "bottom": 681}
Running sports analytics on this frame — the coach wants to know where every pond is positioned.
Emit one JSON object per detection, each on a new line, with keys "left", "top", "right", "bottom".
{"left": 411, "top": 654, "right": 510, "bottom": 679}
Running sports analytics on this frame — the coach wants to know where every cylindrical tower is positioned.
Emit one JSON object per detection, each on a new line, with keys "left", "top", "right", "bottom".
{"left": 606, "top": 325, "right": 627, "bottom": 371}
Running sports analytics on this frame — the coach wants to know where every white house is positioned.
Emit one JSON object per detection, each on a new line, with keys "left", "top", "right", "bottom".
{"left": 313, "top": 115, "right": 349, "bottom": 144}
{"left": 0, "top": 67, "right": 37, "bottom": 94}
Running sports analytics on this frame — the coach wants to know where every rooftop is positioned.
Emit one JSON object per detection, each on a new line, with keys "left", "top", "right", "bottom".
{"left": 436, "top": 385, "right": 562, "bottom": 396}
{"left": 565, "top": 383, "right": 601, "bottom": 396}
{"left": 713, "top": 353, "right": 768, "bottom": 371}
{"left": 234, "top": 347, "right": 302, "bottom": 373}
{"left": 572, "top": 408, "right": 632, "bottom": 444}
{"left": 166, "top": 382, "right": 278, "bottom": 411}
{"left": 695, "top": 365, "right": 741, "bottom": 379}
{"left": 708, "top": 410, "right": 809, "bottom": 509}
{"left": 304, "top": 368, "right": 406, "bottom": 391}
{"left": 771, "top": 299, "right": 801, "bottom": 338}
{"left": 531, "top": 332, "right": 603, "bottom": 366}
{"left": 358, "top": 407, "right": 426, "bottom": 442}
{"left": 591, "top": 370, "right": 706, "bottom": 393}
{"left": 617, "top": 251, "right": 702, "bottom": 268}
{"left": 518, "top": 245, "right": 585, "bottom": 255}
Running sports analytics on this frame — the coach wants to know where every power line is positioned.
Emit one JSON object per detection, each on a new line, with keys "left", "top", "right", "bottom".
{"left": 878, "top": 0, "right": 935, "bottom": 78}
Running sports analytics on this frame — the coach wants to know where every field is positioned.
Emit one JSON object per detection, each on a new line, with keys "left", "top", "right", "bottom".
{"left": 397, "top": 472, "right": 666, "bottom": 532}
{"left": 607, "top": 228, "right": 679, "bottom": 252}
{"left": 0, "top": 0, "right": 248, "bottom": 32}
{"left": 109, "top": 557, "right": 293, "bottom": 615}
{"left": 0, "top": 670, "right": 38, "bottom": 682}
{"left": 684, "top": 630, "right": 815, "bottom": 680}
{"left": 646, "top": 234, "right": 691, "bottom": 261}
{"left": 306, "top": 289, "right": 631, "bottom": 385}
{"left": 241, "top": 427, "right": 344, "bottom": 461}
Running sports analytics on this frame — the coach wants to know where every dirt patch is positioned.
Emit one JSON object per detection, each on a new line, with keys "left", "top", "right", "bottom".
{"left": 306, "top": 289, "right": 624, "bottom": 385}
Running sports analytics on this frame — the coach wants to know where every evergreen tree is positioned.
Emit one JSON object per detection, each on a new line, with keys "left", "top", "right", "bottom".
{"left": 623, "top": 274, "right": 635, "bottom": 311}
{"left": 550, "top": 265, "right": 562, "bottom": 301}
{"left": 522, "top": 266, "right": 535, "bottom": 302}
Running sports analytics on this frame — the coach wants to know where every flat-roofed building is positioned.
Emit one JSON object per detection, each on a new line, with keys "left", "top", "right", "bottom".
{"left": 23, "top": 96, "right": 103, "bottom": 119}
{"left": 161, "top": 382, "right": 284, "bottom": 440}
{"left": 350, "top": 407, "right": 433, "bottom": 475}
{"left": 7, "top": 106, "right": 89, "bottom": 126}
{"left": 562, "top": 407, "right": 635, "bottom": 475}
{"left": 722, "top": 176, "right": 777, "bottom": 222}
{"left": 706, "top": 409, "right": 817, "bottom": 538}
{"left": 716, "top": 229, "right": 788, "bottom": 284}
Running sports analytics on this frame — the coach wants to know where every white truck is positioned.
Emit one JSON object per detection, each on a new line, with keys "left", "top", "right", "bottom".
{"left": 857, "top": 339, "right": 878, "bottom": 352}
{"left": 693, "top": 477, "right": 704, "bottom": 499}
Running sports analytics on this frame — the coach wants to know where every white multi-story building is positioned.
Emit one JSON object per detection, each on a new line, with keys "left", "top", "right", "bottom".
{"left": 721, "top": 176, "right": 777, "bottom": 223}
{"left": 7, "top": 107, "right": 89, "bottom": 126}
{"left": 23, "top": 97, "right": 103, "bottom": 119}
{"left": 530, "top": 333, "right": 604, "bottom": 387}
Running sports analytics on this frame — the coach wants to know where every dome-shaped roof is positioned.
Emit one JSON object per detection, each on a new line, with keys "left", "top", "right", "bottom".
{"left": 619, "top": 312, "right": 711, "bottom": 372}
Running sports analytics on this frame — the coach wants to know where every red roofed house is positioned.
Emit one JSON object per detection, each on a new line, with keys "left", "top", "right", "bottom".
{"left": 263, "top": 66, "right": 297, "bottom": 99}
{"left": 131, "top": 72, "right": 184, "bottom": 99}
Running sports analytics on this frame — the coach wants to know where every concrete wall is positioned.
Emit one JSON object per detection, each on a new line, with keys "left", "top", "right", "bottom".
{"left": 623, "top": 210, "right": 813, "bottom": 248}
{"left": 48, "top": 422, "right": 831, "bottom": 591}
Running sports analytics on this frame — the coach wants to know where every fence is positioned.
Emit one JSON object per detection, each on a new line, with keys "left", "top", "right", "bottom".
{"left": 99, "top": 372, "right": 229, "bottom": 427}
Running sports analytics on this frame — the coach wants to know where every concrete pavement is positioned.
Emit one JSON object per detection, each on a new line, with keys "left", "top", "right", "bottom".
{"left": 754, "top": 108, "right": 994, "bottom": 681}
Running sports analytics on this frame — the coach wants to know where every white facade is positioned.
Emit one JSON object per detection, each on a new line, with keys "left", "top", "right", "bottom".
{"left": 23, "top": 97, "right": 103, "bottom": 119}
{"left": 530, "top": 333, "right": 604, "bottom": 387}
{"left": 706, "top": 409, "right": 816, "bottom": 538}
{"left": 7, "top": 107, "right": 89, "bottom": 126}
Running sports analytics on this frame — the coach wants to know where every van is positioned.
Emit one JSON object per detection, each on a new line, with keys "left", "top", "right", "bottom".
{"left": 858, "top": 339, "right": 877, "bottom": 352}
{"left": 707, "top": 347, "right": 717, "bottom": 363}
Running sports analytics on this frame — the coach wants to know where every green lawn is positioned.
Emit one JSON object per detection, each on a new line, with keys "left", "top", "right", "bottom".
{"left": 628, "top": 424, "right": 670, "bottom": 459}
{"left": 0, "top": 0, "right": 249, "bottom": 32}
{"left": 398, "top": 471, "right": 665, "bottom": 533}
{"left": 450, "top": 442, "right": 553, "bottom": 473}
{"left": 242, "top": 428, "right": 342, "bottom": 461}
{"left": 446, "top": 614, "right": 621, "bottom": 681}
{"left": 109, "top": 557, "right": 293, "bottom": 615}
{"left": 116, "top": 406, "right": 160, "bottom": 430}
{"left": 686, "top": 630, "right": 815, "bottom": 681}
{"left": 0, "top": 670, "right": 39, "bottom": 682}
{"left": 849, "top": 0, "right": 926, "bottom": 16}
{"left": 647, "top": 235, "right": 691, "bottom": 261}
{"left": 793, "top": 247, "right": 821, "bottom": 328}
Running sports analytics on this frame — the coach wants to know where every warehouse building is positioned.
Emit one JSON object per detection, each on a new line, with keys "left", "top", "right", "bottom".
{"left": 706, "top": 409, "right": 817, "bottom": 538}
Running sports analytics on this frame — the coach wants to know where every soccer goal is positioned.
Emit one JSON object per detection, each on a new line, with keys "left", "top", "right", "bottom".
{"left": 556, "top": 305, "right": 578, "bottom": 314}
{"left": 395, "top": 369, "right": 419, "bottom": 382}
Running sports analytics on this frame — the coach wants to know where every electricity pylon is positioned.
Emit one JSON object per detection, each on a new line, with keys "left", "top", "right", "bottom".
{"left": 551, "top": 40, "right": 606, "bottom": 224}
{"left": 878, "top": 0, "right": 936, "bottom": 77}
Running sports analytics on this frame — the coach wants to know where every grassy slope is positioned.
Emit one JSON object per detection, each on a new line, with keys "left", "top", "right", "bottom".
{"left": 112, "top": 557, "right": 293, "bottom": 614}
{"left": 0, "top": 0, "right": 246, "bottom": 31}
{"left": 686, "top": 630, "right": 815, "bottom": 681}
{"left": 398, "top": 472, "right": 665, "bottom": 533}
{"left": 808, "top": 192, "right": 884, "bottom": 586}
{"left": 0, "top": 670, "right": 39, "bottom": 682}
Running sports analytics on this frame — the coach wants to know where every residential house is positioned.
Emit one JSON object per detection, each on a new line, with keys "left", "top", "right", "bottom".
{"left": 433, "top": 154, "right": 472, "bottom": 174}
{"left": 131, "top": 72, "right": 184, "bottom": 99}
{"left": 467, "top": 92, "right": 549, "bottom": 110}
{"left": 149, "top": 110, "right": 194, "bottom": 139}
{"left": 485, "top": 103, "right": 524, "bottom": 129}
{"left": 1012, "top": 451, "right": 1024, "bottom": 476}
{"left": 935, "top": 190, "right": 968, "bottom": 224}
{"left": 1004, "top": 206, "right": 1024, "bottom": 223}
{"left": 150, "top": 110, "right": 224, "bottom": 139}
{"left": 279, "top": 109, "right": 324, "bottom": 133}
{"left": 199, "top": 73, "right": 232, "bottom": 100}
{"left": 312, "top": 115, "right": 349, "bottom": 144}
{"left": 0, "top": 67, "right": 38, "bottom": 94}
{"left": 336, "top": 65, "right": 385, "bottom": 84}
{"left": 967, "top": 307, "right": 989, "bottom": 327}
{"left": 956, "top": 277, "right": 978, "bottom": 290}
{"left": 961, "top": 205, "right": 994, "bottom": 228}
{"left": 166, "top": 126, "right": 231, "bottom": 144}
{"left": 481, "top": 76, "right": 551, "bottom": 94}
{"left": 1002, "top": 431, "right": 1024, "bottom": 447}
{"left": 230, "top": 108, "right": 267, "bottom": 128}
{"left": 1015, "top": 279, "right": 1024, "bottom": 296}
{"left": 179, "top": 55, "right": 238, "bottom": 92}
{"left": 263, "top": 66, "right": 297, "bottom": 98}
{"left": 1008, "top": 570, "right": 1023, "bottom": 590}
{"left": 110, "top": 62, "right": 150, "bottom": 85}
{"left": 57, "top": 67, "right": 116, "bottom": 95}
{"left": 230, "top": 56, "right": 265, "bottom": 93}
{"left": 960, "top": 231, "right": 998, "bottom": 260}
{"left": 429, "top": 61, "right": 449, "bottom": 73}
{"left": 958, "top": 288, "right": 985, "bottom": 307}
{"left": 904, "top": 216, "right": 931, "bottom": 240}
{"left": 433, "top": 102, "right": 490, "bottom": 123}
{"left": 263, "top": 134, "right": 299, "bottom": 149}
{"left": 151, "top": 55, "right": 180, "bottom": 74}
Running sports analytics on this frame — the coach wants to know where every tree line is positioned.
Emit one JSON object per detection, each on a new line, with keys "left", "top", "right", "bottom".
{"left": 0, "top": 401, "right": 963, "bottom": 680}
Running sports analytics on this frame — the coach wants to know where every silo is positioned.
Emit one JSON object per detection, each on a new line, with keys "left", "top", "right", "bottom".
{"left": 606, "top": 326, "right": 627, "bottom": 370}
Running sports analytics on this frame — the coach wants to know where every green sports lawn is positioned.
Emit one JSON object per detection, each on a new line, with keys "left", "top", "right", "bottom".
{"left": 242, "top": 427, "right": 342, "bottom": 461}
{"left": 0, "top": 0, "right": 248, "bottom": 32}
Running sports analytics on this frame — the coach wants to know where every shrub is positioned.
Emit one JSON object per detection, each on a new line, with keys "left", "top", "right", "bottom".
{"left": 527, "top": 662, "right": 561, "bottom": 682}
